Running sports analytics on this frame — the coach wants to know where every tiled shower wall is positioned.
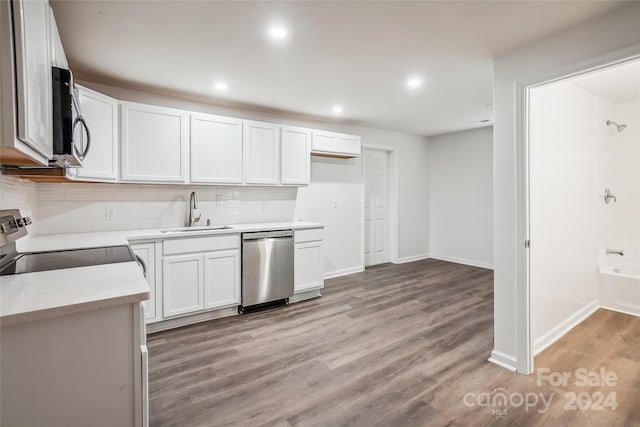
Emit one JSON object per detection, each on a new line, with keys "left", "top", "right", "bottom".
{"left": 35, "top": 182, "right": 298, "bottom": 235}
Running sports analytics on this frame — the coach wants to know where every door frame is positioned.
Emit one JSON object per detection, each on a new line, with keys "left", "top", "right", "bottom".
{"left": 362, "top": 144, "right": 399, "bottom": 266}
{"left": 515, "top": 44, "right": 640, "bottom": 374}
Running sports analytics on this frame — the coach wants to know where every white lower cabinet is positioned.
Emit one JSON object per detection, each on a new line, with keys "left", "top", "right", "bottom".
{"left": 162, "top": 253, "right": 204, "bottom": 317}
{"left": 0, "top": 302, "right": 147, "bottom": 427}
{"left": 294, "top": 228, "right": 325, "bottom": 293}
{"left": 204, "top": 249, "right": 240, "bottom": 309}
{"left": 130, "top": 243, "right": 157, "bottom": 322}
{"left": 161, "top": 235, "right": 240, "bottom": 319}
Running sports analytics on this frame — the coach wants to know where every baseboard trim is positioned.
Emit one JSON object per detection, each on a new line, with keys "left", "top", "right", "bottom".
{"left": 488, "top": 350, "right": 518, "bottom": 372}
{"left": 395, "top": 253, "right": 431, "bottom": 264}
{"left": 598, "top": 304, "right": 640, "bottom": 318}
{"left": 533, "top": 299, "right": 599, "bottom": 355}
{"left": 429, "top": 253, "right": 494, "bottom": 270}
{"left": 147, "top": 306, "right": 238, "bottom": 333}
{"left": 290, "top": 289, "right": 322, "bottom": 303}
{"left": 324, "top": 266, "right": 364, "bottom": 280}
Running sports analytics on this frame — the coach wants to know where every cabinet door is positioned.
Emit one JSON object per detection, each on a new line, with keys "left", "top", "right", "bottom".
{"left": 48, "top": 6, "right": 67, "bottom": 68}
{"left": 75, "top": 86, "right": 119, "bottom": 181}
{"left": 244, "top": 121, "right": 280, "bottom": 185}
{"left": 281, "top": 126, "right": 311, "bottom": 185}
{"left": 12, "top": 0, "right": 52, "bottom": 159}
{"left": 131, "top": 243, "right": 157, "bottom": 322}
{"left": 203, "top": 249, "right": 240, "bottom": 309}
{"left": 294, "top": 241, "right": 324, "bottom": 293}
{"left": 337, "top": 134, "right": 361, "bottom": 156}
{"left": 311, "top": 131, "right": 338, "bottom": 153}
{"left": 120, "top": 102, "right": 188, "bottom": 183}
{"left": 190, "top": 113, "right": 243, "bottom": 184}
{"left": 162, "top": 254, "right": 204, "bottom": 317}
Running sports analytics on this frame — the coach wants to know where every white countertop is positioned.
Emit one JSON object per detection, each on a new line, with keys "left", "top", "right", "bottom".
{"left": 0, "top": 262, "right": 150, "bottom": 326}
{"left": 17, "top": 221, "right": 324, "bottom": 252}
{"left": 2, "top": 221, "right": 323, "bottom": 326}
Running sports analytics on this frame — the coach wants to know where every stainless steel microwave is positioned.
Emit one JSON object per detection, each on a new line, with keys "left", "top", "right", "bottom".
{"left": 51, "top": 66, "right": 90, "bottom": 167}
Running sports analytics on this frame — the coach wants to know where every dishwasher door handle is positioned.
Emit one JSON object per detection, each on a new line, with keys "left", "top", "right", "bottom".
{"left": 242, "top": 230, "right": 293, "bottom": 240}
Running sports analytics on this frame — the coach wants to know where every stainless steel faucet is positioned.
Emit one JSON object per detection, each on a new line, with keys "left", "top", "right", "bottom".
{"left": 606, "top": 249, "right": 624, "bottom": 256}
{"left": 188, "top": 191, "right": 201, "bottom": 227}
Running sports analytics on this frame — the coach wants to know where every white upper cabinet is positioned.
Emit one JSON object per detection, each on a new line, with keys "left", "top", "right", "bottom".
{"left": 73, "top": 86, "right": 118, "bottom": 181}
{"left": 120, "top": 102, "right": 188, "bottom": 183}
{"left": 48, "top": 6, "right": 67, "bottom": 68}
{"left": 311, "top": 130, "right": 361, "bottom": 157}
{"left": 337, "top": 134, "right": 361, "bottom": 156}
{"left": 280, "top": 126, "right": 311, "bottom": 186}
{"left": 11, "top": 0, "right": 52, "bottom": 160}
{"left": 243, "top": 121, "right": 280, "bottom": 185}
{"left": 190, "top": 113, "right": 243, "bottom": 184}
{"left": 311, "top": 130, "right": 338, "bottom": 153}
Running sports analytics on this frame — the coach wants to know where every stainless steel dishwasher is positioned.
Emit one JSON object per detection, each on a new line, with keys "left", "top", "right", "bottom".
{"left": 241, "top": 230, "right": 294, "bottom": 311}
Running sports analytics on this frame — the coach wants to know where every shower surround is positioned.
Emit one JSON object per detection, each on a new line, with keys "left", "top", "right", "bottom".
{"left": 529, "top": 68, "right": 639, "bottom": 355}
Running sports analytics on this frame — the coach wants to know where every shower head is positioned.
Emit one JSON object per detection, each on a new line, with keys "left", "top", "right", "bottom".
{"left": 606, "top": 120, "right": 627, "bottom": 132}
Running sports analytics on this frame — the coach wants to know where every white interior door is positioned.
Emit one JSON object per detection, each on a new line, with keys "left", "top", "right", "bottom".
{"left": 364, "top": 149, "right": 389, "bottom": 266}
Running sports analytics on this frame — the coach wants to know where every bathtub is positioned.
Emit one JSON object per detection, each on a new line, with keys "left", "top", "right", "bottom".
{"left": 598, "top": 254, "right": 640, "bottom": 317}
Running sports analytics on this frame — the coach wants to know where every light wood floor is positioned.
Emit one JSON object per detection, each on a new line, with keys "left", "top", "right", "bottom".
{"left": 147, "top": 259, "right": 640, "bottom": 426}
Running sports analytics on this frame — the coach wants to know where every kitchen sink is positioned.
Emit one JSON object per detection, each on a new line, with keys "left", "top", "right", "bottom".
{"left": 160, "top": 225, "right": 233, "bottom": 233}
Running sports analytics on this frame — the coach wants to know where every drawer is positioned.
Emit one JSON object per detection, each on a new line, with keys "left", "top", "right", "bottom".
{"left": 163, "top": 234, "right": 240, "bottom": 255}
{"left": 295, "top": 228, "right": 323, "bottom": 243}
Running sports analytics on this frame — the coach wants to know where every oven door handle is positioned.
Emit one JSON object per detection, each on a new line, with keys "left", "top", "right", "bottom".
{"left": 135, "top": 254, "right": 147, "bottom": 278}
{"left": 73, "top": 115, "right": 91, "bottom": 160}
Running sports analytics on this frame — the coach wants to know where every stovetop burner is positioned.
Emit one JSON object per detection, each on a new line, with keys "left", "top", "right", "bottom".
{"left": 0, "top": 246, "right": 137, "bottom": 276}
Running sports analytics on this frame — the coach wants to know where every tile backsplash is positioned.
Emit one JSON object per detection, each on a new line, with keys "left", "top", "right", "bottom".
{"left": 0, "top": 176, "right": 38, "bottom": 232}
{"left": 35, "top": 182, "right": 298, "bottom": 235}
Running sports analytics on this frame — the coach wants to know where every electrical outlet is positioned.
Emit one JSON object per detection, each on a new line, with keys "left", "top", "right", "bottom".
{"left": 105, "top": 207, "right": 115, "bottom": 221}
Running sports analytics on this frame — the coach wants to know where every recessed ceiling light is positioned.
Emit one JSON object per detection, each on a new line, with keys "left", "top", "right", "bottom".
{"left": 269, "top": 26, "right": 288, "bottom": 39}
{"left": 214, "top": 81, "right": 228, "bottom": 91}
{"left": 406, "top": 77, "right": 422, "bottom": 89}
{"left": 332, "top": 106, "right": 343, "bottom": 114}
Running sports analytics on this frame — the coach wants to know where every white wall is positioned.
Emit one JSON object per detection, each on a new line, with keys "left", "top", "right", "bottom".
{"left": 529, "top": 82, "right": 602, "bottom": 354}
{"left": 32, "top": 82, "right": 430, "bottom": 278}
{"left": 493, "top": 2, "right": 640, "bottom": 371}
{"left": 428, "top": 127, "right": 493, "bottom": 268}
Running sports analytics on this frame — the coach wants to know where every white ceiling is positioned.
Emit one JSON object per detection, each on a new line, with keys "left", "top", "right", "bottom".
{"left": 571, "top": 59, "right": 640, "bottom": 103}
{"left": 50, "top": 1, "right": 625, "bottom": 136}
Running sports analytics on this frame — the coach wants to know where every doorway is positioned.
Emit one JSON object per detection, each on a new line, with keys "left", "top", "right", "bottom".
{"left": 364, "top": 148, "right": 390, "bottom": 266}
{"left": 521, "top": 55, "right": 640, "bottom": 373}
